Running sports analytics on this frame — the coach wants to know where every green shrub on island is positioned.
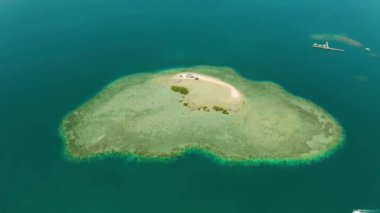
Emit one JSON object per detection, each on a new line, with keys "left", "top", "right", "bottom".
{"left": 197, "top": 106, "right": 210, "bottom": 111}
{"left": 183, "top": 103, "right": 189, "bottom": 106}
{"left": 212, "top": 106, "right": 224, "bottom": 111}
{"left": 171, "top": 85, "right": 189, "bottom": 95}
{"left": 213, "top": 106, "right": 229, "bottom": 114}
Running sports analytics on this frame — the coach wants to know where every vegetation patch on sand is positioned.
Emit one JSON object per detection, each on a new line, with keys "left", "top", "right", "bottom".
{"left": 60, "top": 66, "right": 344, "bottom": 164}
{"left": 170, "top": 85, "right": 189, "bottom": 95}
{"left": 212, "top": 106, "right": 229, "bottom": 114}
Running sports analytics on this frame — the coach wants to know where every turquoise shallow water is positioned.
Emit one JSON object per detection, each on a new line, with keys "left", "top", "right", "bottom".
{"left": 1, "top": 0, "right": 380, "bottom": 212}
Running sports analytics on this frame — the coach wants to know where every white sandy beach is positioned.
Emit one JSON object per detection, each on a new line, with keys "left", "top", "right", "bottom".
{"left": 174, "top": 72, "right": 242, "bottom": 98}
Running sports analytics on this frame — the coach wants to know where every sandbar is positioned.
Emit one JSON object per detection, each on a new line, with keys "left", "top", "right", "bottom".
{"left": 310, "top": 33, "right": 363, "bottom": 48}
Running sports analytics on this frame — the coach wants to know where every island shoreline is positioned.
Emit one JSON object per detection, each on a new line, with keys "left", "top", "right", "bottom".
{"left": 59, "top": 65, "right": 345, "bottom": 165}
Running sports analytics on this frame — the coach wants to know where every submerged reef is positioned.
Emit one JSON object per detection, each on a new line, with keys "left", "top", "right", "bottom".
{"left": 60, "top": 66, "right": 344, "bottom": 164}
{"left": 310, "top": 33, "right": 363, "bottom": 48}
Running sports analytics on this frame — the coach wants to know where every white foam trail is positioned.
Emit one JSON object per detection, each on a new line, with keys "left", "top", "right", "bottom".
{"left": 353, "top": 209, "right": 380, "bottom": 213}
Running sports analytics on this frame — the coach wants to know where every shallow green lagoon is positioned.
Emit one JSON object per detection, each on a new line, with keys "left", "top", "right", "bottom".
{"left": 1, "top": 0, "right": 380, "bottom": 212}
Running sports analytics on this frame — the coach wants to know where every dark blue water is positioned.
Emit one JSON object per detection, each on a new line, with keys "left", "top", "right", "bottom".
{"left": 1, "top": 0, "right": 380, "bottom": 212}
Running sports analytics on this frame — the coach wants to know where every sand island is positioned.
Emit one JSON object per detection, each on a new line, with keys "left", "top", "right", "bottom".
{"left": 60, "top": 66, "right": 344, "bottom": 164}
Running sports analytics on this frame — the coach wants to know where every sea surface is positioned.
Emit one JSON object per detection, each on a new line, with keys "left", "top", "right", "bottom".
{"left": 1, "top": 0, "right": 380, "bottom": 212}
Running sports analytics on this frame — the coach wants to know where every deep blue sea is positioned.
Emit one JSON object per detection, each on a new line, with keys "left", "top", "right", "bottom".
{"left": 1, "top": 0, "right": 380, "bottom": 212}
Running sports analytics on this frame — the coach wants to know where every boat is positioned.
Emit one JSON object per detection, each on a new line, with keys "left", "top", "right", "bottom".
{"left": 312, "top": 41, "right": 345, "bottom": 52}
